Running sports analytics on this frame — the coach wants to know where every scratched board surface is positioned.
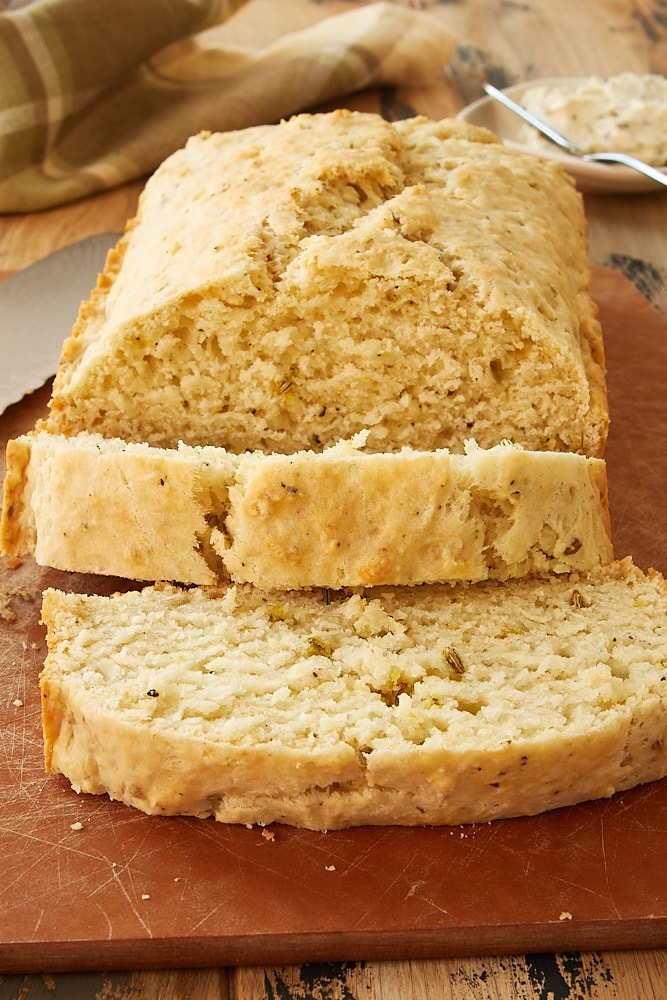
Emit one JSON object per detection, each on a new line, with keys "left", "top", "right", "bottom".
{"left": 1, "top": 268, "right": 667, "bottom": 973}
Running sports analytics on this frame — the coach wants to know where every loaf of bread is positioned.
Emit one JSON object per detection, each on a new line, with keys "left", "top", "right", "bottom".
{"left": 40, "top": 558, "right": 667, "bottom": 830}
{"left": 12, "top": 109, "right": 645, "bottom": 834}
{"left": 2, "top": 430, "right": 612, "bottom": 588}
{"left": 41, "top": 110, "right": 608, "bottom": 457}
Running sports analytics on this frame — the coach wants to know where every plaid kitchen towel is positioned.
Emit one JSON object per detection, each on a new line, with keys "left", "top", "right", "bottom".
{"left": 0, "top": 0, "right": 456, "bottom": 212}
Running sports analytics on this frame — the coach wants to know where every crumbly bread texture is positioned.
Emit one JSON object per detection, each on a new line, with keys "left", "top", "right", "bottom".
{"left": 40, "top": 559, "right": 667, "bottom": 830}
{"left": 2, "top": 431, "right": 612, "bottom": 588}
{"left": 41, "top": 110, "right": 608, "bottom": 457}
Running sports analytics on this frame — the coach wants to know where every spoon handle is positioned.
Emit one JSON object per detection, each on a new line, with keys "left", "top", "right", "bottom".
{"left": 584, "top": 151, "right": 667, "bottom": 187}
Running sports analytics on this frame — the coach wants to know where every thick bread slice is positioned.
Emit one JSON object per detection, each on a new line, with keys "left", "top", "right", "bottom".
{"left": 3, "top": 431, "right": 612, "bottom": 588}
{"left": 40, "top": 559, "right": 667, "bottom": 830}
{"left": 41, "top": 111, "right": 608, "bottom": 457}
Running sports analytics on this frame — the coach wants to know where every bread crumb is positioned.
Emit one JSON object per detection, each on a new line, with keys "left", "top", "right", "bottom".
{"left": 70, "top": 821, "right": 83, "bottom": 831}
{"left": 0, "top": 587, "right": 33, "bottom": 621}
{"left": 12, "top": 699, "right": 23, "bottom": 707}
{"left": 325, "top": 865, "right": 336, "bottom": 871}
{"left": 559, "top": 911, "right": 573, "bottom": 921}
{"left": 261, "top": 828, "right": 275, "bottom": 841}
{"left": 0, "top": 594, "right": 15, "bottom": 621}
{"left": 141, "top": 893, "right": 151, "bottom": 900}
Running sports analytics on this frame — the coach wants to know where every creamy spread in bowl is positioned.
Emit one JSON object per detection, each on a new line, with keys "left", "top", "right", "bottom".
{"left": 518, "top": 73, "right": 667, "bottom": 166}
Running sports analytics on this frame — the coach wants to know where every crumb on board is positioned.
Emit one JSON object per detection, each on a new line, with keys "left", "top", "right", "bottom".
{"left": 559, "top": 911, "right": 573, "bottom": 921}
{"left": 261, "top": 828, "right": 276, "bottom": 842}
{"left": 1, "top": 594, "right": 15, "bottom": 622}
{"left": 0, "top": 586, "right": 34, "bottom": 621}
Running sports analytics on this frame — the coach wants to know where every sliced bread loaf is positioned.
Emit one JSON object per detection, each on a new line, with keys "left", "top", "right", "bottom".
{"left": 41, "top": 110, "right": 608, "bottom": 457}
{"left": 3, "top": 431, "right": 612, "bottom": 588}
{"left": 40, "top": 558, "right": 667, "bottom": 830}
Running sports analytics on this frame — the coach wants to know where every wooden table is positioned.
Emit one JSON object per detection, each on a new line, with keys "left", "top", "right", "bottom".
{"left": 1, "top": 1, "right": 666, "bottom": 997}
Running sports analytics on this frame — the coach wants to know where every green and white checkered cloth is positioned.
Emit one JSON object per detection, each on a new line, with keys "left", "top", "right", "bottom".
{"left": 0, "top": 0, "right": 456, "bottom": 212}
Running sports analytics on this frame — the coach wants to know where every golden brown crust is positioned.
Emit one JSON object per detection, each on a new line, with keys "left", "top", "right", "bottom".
{"left": 40, "top": 224, "right": 134, "bottom": 424}
{"left": 1, "top": 437, "right": 33, "bottom": 554}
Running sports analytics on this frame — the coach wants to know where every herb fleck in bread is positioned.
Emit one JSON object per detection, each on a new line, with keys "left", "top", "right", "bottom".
{"left": 41, "top": 110, "right": 608, "bottom": 457}
{"left": 2, "top": 431, "right": 612, "bottom": 588}
{"left": 39, "top": 559, "right": 667, "bottom": 830}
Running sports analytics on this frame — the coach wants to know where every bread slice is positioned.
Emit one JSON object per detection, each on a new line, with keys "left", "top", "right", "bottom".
{"left": 3, "top": 431, "right": 612, "bottom": 588}
{"left": 40, "top": 558, "right": 667, "bottom": 830}
{"left": 41, "top": 110, "right": 608, "bottom": 457}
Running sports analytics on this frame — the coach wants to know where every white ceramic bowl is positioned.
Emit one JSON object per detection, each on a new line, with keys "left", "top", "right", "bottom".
{"left": 457, "top": 78, "right": 667, "bottom": 195}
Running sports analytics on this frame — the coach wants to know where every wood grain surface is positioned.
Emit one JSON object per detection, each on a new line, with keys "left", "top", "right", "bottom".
{"left": 1, "top": 0, "right": 667, "bottom": 996}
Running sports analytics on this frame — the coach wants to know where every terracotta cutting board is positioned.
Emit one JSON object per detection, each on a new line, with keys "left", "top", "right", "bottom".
{"left": 1, "top": 268, "right": 667, "bottom": 973}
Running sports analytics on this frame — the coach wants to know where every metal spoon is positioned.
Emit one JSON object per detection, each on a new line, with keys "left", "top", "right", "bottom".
{"left": 483, "top": 82, "right": 667, "bottom": 188}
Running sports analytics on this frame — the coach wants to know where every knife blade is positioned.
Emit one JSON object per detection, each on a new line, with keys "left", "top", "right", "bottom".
{"left": 0, "top": 232, "right": 122, "bottom": 414}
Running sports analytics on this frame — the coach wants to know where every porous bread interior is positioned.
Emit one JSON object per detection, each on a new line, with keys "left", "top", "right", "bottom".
{"left": 43, "top": 112, "right": 608, "bottom": 457}
{"left": 40, "top": 560, "right": 667, "bottom": 828}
